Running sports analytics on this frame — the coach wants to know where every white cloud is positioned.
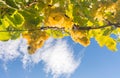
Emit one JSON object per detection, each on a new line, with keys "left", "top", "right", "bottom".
{"left": 0, "top": 39, "right": 21, "bottom": 61}
{"left": 41, "top": 39, "right": 80, "bottom": 78}
{"left": 0, "top": 37, "right": 85, "bottom": 78}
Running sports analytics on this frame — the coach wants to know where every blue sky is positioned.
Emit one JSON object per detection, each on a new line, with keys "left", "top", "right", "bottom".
{"left": 0, "top": 37, "right": 120, "bottom": 78}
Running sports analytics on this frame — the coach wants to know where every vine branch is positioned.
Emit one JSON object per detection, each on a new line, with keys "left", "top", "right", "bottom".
{"left": 0, "top": 23, "right": 120, "bottom": 32}
{"left": 25, "top": 0, "right": 38, "bottom": 8}
{"left": 73, "top": 22, "right": 120, "bottom": 30}
{"left": 0, "top": 27, "right": 64, "bottom": 32}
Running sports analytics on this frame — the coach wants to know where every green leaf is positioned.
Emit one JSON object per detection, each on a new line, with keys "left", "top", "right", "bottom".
{"left": 0, "top": 20, "right": 2, "bottom": 25}
{"left": 52, "top": 30, "right": 64, "bottom": 38}
{"left": 5, "top": 0, "right": 18, "bottom": 9}
{"left": 46, "top": 29, "right": 68, "bottom": 38}
{"left": 14, "top": 13, "right": 24, "bottom": 25}
{"left": 10, "top": 31, "right": 21, "bottom": 40}
{"left": 103, "top": 28, "right": 112, "bottom": 36}
{"left": 20, "top": 10, "right": 43, "bottom": 28}
{"left": 112, "top": 0, "right": 117, "bottom": 2}
{"left": 37, "top": 1, "right": 45, "bottom": 11}
{"left": 5, "top": 11, "right": 24, "bottom": 28}
{"left": 117, "top": 38, "right": 120, "bottom": 43}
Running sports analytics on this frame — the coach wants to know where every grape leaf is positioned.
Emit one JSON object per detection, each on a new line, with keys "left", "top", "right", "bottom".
{"left": 96, "top": 36, "right": 117, "bottom": 51}
{"left": 0, "top": 26, "right": 11, "bottom": 41}
{"left": 0, "top": 32, "right": 11, "bottom": 41}
{"left": 5, "top": 0, "right": 18, "bottom": 9}
{"left": 5, "top": 11, "right": 24, "bottom": 28}
{"left": 0, "top": 0, "right": 120, "bottom": 54}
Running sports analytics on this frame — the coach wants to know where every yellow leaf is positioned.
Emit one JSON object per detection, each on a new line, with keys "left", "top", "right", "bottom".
{"left": 0, "top": 24, "right": 11, "bottom": 41}
{"left": 96, "top": 36, "right": 107, "bottom": 47}
{"left": 44, "top": 7, "right": 73, "bottom": 32}
{"left": 1, "top": 19, "right": 9, "bottom": 28}
{"left": 0, "top": 32, "right": 11, "bottom": 41}
{"left": 95, "top": 35, "right": 117, "bottom": 51}
{"left": 45, "top": 12, "right": 64, "bottom": 28}
{"left": 22, "top": 31, "right": 50, "bottom": 54}
{"left": 98, "top": 21, "right": 104, "bottom": 26}
{"left": 87, "top": 21, "right": 93, "bottom": 26}
{"left": 66, "top": 3, "right": 73, "bottom": 19}
{"left": 106, "top": 37, "right": 117, "bottom": 51}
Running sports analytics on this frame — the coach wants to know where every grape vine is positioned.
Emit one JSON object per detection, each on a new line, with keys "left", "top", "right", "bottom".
{"left": 0, "top": 0, "right": 120, "bottom": 54}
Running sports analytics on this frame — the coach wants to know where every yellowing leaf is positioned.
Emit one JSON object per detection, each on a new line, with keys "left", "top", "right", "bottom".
{"left": 0, "top": 21, "right": 11, "bottom": 41}
{"left": 45, "top": 12, "right": 65, "bottom": 28}
{"left": 0, "top": 32, "right": 11, "bottom": 41}
{"left": 44, "top": 7, "right": 73, "bottom": 32}
{"left": 106, "top": 37, "right": 117, "bottom": 51}
{"left": 46, "top": 29, "right": 68, "bottom": 38}
{"left": 95, "top": 35, "right": 117, "bottom": 51}
{"left": 77, "top": 37, "right": 90, "bottom": 47}
{"left": 87, "top": 21, "right": 93, "bottom": 26}
{"left": 22, "top": 31, "right": 50, "bottom": 54}
{"left": 89, "top": 29, "right": 103, "bottom": 38}
{"left": 96, "top": 36, "right": 107, "bottom": 47}
{"left": 66, "top": 3, "right": 73, "bottom": 19}
{"left": 98, "top": 21, "right": 104, "bottom": 26}
{"left": 70, "top": 30, "right": 90, "bottom": 47}
{"left": 1, "top": 19, "right": 9, "bottom": 28}
{"left": 61, "top": 17, "right": 73, "bottom": 32}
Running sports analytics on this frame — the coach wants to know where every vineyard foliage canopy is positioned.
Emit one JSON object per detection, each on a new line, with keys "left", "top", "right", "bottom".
{"left": 0, "top": 0, "right": 120, "bottom": 54}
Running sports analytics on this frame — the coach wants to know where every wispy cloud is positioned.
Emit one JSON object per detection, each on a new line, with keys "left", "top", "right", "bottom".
{"left": 0, "top": 37, "right": 85, "bottom": 78}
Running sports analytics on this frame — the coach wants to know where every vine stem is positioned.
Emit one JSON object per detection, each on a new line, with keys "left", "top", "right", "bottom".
{"left": 0, "top": 23, "right": 120, "bottom": 32}
{"left": 73, "top": 23, "right": 120, "bottom": 30}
